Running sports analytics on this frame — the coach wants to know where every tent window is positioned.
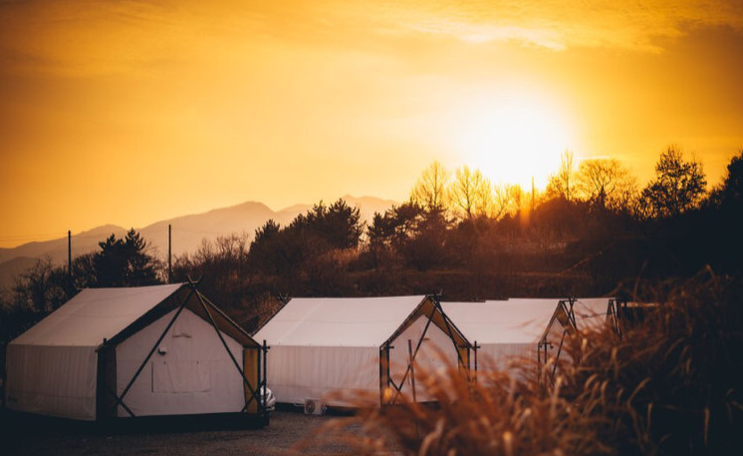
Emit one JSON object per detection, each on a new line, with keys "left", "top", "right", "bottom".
{"left": 152, "top": 360, "right": 211, "bottom": 393}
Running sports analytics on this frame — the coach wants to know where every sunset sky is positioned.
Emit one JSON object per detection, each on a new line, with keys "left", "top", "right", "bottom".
{"left": 1, "top": 1, "right": 743, "bottom": 248}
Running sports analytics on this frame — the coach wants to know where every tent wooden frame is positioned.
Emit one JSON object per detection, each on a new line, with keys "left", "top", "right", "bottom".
{"left": 380, "top": 295, "right": 471, "bottom": 405}
{"left": 538, "top": 299, "right": 578, "bottom": 383}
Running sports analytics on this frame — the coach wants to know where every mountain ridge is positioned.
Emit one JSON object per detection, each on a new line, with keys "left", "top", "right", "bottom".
{"left": 0, "top": 195, "right": 396, "bottom": 289}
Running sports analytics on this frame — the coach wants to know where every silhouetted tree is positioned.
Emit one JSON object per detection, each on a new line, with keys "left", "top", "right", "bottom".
{"left": 290, "top": 200, "right": 363, "bottom": 251}
{"left": 545, "top": 150, "right": 576, "bottom": 201}
{"left": 94, "top": 229, "right": 160, "bottom": 287}
{"left": 703, "top": 150, "right": 743, "bottom": 273}
{"left": 248, "top": 220, "right": 284, "bottom": 274}
{"left": 576, "top": 158, "right": 637, "bottom": 210}
{"left": 249, "top": 199, "right": 362, "bottom": 275}
{"left": 640, "top": 146, "right": 707, "bottom": 218}
{"left": 10, "top": 258, "right": 69, "bottom": 313}
{"left": 367, "top": 203, "right": 424, "bottom": 252}
{"left": 400, "top": 210, "right": 449, "bottom": 271}
{"left": 710, "top": 150, "right": 743, "bottom": 207}
{"left": 364, "top": 201, "right": 450, "bottom": 270}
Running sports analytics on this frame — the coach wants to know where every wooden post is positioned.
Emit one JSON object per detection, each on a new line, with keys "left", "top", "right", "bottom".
{"left": 408, "top": 339, "right": 417, "bottom": 403}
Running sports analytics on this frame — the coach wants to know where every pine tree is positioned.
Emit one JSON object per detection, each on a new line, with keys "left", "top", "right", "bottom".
{"left": 93, "top": 229, "right": 160, "bottom": 286}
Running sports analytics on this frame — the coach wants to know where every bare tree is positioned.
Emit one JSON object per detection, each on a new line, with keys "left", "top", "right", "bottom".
{"left": 576, "top": 158, "right": 638, "bottom": 210}
{"left": 410, "top": 161, "right": 451, "bottom": 214}
{"left": 450, "top": 166, "right": 492, "bottom": 219}
{"left": 492, "top": 183, "right": 523, "bottom": 220}
{"left": 545, "top": 150, "right": 576, "bottom": 201}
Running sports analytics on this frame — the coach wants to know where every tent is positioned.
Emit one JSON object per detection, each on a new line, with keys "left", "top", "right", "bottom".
{"left": 571, "top": 297, "right": 619, "bottom": 334}
{"left": 509, "top": 297, "right": 620, "bottom": 336}
{"left": 254, "top": 296, "right": 470, "bottom": 406}
{"left": 5, "top": 282, "right": 268, "bottom": 424}
{"left": 441, "top": 299, "right": 573, "bottom": 378}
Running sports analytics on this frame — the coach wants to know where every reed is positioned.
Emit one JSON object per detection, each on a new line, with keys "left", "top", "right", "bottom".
{"left": 299, "top": 271, "right": 743, "bottom": 455}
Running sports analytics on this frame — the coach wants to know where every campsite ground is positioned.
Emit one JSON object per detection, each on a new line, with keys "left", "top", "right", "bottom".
{"left": 1, "top": 410, "right": 367, "bottom": 456}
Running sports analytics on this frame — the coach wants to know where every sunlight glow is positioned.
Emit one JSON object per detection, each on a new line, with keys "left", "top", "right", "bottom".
{"left": 454, "top": 95, "right": 575, "bottom": 190}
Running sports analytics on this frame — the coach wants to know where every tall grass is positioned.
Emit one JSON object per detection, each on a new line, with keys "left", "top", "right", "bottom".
{"left": 301, "top": 271, "right": 743, "bottom": 455}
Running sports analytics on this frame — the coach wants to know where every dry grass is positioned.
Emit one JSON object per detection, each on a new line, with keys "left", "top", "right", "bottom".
{"left": 301, "top": 271, "right": 743, "bottom": 455}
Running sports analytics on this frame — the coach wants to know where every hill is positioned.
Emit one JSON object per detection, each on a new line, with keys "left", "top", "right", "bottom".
{"left": 0, "top": 196, "right": 396, "bottom": 289}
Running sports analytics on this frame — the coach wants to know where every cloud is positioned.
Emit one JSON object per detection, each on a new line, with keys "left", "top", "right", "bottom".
{"left": 370, "top": 0, "right": 743, "bottom": 52}
{"left": 1, "top": 0, "right": 743, "bottom": 79}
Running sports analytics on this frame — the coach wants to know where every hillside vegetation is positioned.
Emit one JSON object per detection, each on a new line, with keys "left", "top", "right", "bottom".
{"left": 2, "top": 147, "right": 741, "bottom": 341}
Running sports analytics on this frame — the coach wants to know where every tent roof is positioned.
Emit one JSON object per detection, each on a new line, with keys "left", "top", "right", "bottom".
{"left": 441, "top": 299, "right": 560, "bottom": 344}
{"left": 11, "top": 284, "right": 185, "bottom": 348}
{"left": 572, "top": 297, "right": 612, "bottom": 331}
{"left": 254, "top": 296, "right": 428, "bottom": 347}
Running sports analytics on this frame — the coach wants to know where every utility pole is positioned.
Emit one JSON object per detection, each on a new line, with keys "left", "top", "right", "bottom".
{"left": 67, "top": 230, "right": 72, "bottom": 288}
{"left": 168, "top": 224, "right": 172, "bottom": 283}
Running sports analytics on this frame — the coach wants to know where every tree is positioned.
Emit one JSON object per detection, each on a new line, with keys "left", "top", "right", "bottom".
{"left": 492, "top": 183, "right": 522, "bottom": 220}
{"left": 710, "top": 150, "right": 743, "bottom": 207}
{"left": 248, "top": 199, "right": 363, "bottom": 275}
{"left": 367, "top": 202, "right": 425, "bottom": 251}
{"left": 251, "top": 219, "right": 281, "bottom": 254}
{"left": 545, "top": 150, "right": 576, "bottom": 201}
{"left": 449, "top": 166, "right": 491, "bottom": 219}
{"left": 10, "top": 258, "right": 69, "bottom": 313}
{"left": 576, "top": 158, "right": 638, "bottom": 210}
{"left": 410, "top": 161, "right": 450, "bottom": 214}
{"left": 364, "top": 201, "right": 452, "bottom": 271}
{"left": 94, "top": 229, "right": 160, "bottom": 287}
{"left": 290, "top": 199, "right": 363, "bottom": 251}
{"left": 641, "top": 146, "right": 707, "bottom": 218}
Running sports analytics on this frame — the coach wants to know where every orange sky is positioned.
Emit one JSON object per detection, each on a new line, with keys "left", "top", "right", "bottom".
{"left": 1, "top": 1, "right": 743, "bottom": 248}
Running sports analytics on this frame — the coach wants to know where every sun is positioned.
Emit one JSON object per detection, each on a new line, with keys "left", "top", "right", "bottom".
{"left": 453, "top": 94, "right": 576, "bottom": 190}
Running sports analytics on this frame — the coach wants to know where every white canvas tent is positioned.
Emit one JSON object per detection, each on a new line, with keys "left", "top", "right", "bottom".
{"left": 510, "top": 297, "right": 621, "bottom": 337}
{"left": 254, "top": 296, "right": 470, "bottom": 406}
{"left": 441, "top": 299, "right": 573, "bottom": 377}
{"left": 571, "top": 297, "right": 619, "bottom": 334}
{"left": 5, "top": 283, "right": 268, "bottom": 423}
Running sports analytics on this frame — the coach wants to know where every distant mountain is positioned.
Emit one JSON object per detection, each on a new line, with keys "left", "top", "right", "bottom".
{"left": 139, "top": 201, "right": 282, "bottom": 258}
{"left": 0, "top": 257, "right": 39, "bottom": 290}
{"left": 0, "top": 224, "right": 128, "bottom": 267}
{"left": 0, "top": 195, "right": 396, "bottom": 290}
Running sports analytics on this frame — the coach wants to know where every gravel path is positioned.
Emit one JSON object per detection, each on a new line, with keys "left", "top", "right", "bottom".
{"left": 2, "top": 411, "right": 360, "bottom": 456}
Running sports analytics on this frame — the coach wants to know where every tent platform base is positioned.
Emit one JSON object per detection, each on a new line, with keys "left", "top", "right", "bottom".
{"left": 0, "top": 410, "right": 270, "bottom": 435}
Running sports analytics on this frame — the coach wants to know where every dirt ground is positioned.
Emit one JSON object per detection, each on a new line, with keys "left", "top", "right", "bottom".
{"left": 1, "top": 410, "right": 378, "bottom": 456}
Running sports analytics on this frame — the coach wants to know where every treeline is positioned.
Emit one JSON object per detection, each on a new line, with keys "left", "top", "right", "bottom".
{"left": 1, "top": 146, "right": 742, "bottom": 340}
{"left": 0, "top": 229, "right": 160, "bottom": 341}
